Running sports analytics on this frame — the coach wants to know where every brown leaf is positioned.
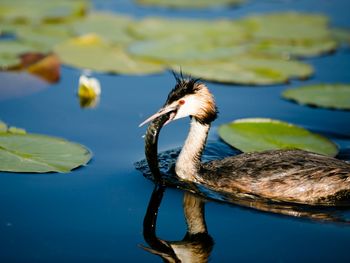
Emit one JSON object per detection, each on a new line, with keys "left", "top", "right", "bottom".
{"left": 26, "top": 53, "right": 60, "bottom": 83}
{"left": 20, "top": 53, "right": 47, "bottom": 68}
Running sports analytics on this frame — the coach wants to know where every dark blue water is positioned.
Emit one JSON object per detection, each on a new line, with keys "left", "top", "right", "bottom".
{"left": 1, "top": 0, "right": 350, "bottom": 262}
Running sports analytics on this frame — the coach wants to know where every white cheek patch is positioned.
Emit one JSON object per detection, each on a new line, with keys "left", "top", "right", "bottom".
{"left": 174, "top": 95, "right": 202, "bottom": 120}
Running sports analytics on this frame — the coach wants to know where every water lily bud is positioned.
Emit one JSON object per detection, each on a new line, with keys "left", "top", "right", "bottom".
{"left": 78, "top": 75, "right": 101, "bottom": 99}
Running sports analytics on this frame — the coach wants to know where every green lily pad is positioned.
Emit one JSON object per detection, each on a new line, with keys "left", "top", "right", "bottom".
{"left": 128, "top": 18, "right": 248, "bottom": 62}
{"left": 15, "top": 23, "right": 74, "bottom": 52}
{"left": 171, "top": 54, "right": 313, "bottom": 85}
{"left": 218, "top": 118, "right": 338, "bottom": 157}
{"left": 128, "top": 37, "right": 247, "bottom": 62}
{"left": 54, "top": 34, "right": 165, "bottom": 75}
{"left": 7, "top": 126, "right": 26, "bottom": 134}
{"left": 282, "top": 84, "right": 350, "bottom": 110}
{"left": 173, "top": 62, "right": 286, "bottom": 85}
{"left": 0, "top": 0, "right": 88, "bottom": 23}
{"left": 72, "top": 12, "right": 135, "bottom": 45}
{"left": 0, "top": 41, "right": 40, "bottom": 68}
{"left": 0, "top": 121, "right": 7, "bottom": 132}
{"left": 331, "top": 28, "right": 350, "bottom": 46}
{"left": 251, "top": 38, "right": 338, "bottom": 58}
{"left": 129, "top": 17, "right": 247, "bottom": 42}
{"left": 0, "top": 121, "right": 91, "bottom": 173}
{"left": 135, "top": 0, "right": 245, "bottom": 9}
{"left": 233, "top": 53, "right": 313, "bottom": 79}
{"left": 241, "top": 12, "right": 331, "bottom": 41}
{"left": 0, "top": 41, "right": 38, "bottom": 57}
{"left": 0, "top": 54, "right": 21, "bottom": 69}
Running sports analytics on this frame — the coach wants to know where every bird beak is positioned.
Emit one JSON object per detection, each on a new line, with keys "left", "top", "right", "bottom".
{"left": 139, "top": 105, "right": 178, "bottom": 127}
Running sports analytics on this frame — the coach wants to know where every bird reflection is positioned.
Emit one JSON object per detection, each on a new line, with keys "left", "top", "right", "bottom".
{"left": 140, "top": 183, "right": 350, "bottom": 263}
{"left": 141, "top": 184, "right": 214, "bottom": 263}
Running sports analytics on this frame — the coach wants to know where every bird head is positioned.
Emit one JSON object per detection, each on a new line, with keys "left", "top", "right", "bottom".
{"left": 140, "top": 74, "right": 217, "bottom": 127}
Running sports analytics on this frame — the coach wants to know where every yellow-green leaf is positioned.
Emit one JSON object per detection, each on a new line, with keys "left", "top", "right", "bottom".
{"left": 218, "top": 118, "right": 338, "bottom": 157}
{"left": 0, "top": 121, "right": 92, "bottom": 173}
{"left": 282, "top": 84, "right": 350, "bottom": 110}
{"left": 135, "top": 0, "right": 245, "bottom": 9}
{"left": 54, "top": 34, "right": 165, "bottom": 75}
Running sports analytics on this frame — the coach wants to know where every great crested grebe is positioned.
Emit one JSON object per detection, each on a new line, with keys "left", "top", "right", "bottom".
{"left": 139, "top": 75, "right": 350, "bottom": 206}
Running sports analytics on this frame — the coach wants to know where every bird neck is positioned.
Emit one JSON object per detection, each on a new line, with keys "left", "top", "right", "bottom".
{"left": 175, "top": 118, "right": 210, "bottom": 182}
{"left": 183, "top": 192, "right": 207, "bottom": 234}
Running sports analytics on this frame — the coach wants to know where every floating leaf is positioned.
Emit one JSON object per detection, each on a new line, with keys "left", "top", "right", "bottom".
{"left": 128, "top": 18, "right": 248, "bottom": 62}
{"left": 129, "top": 17, "right": 247, "bottom": 42}
{"left": 7, "top": 126, "right": 26, "bottom": 134}
{"left": 0, "top": 41, "right": 37, "bottom": 69}
{"left": 54, "top": 34, "right": 165, "bottom": 75}
{"left": 15, "top": 23, "right": 74, "bottom": 52}
{"left": 1, "top": 52, "right": 61, "bottom": 83}
{"left": 128, "top": 37, "right": 247, "bottom": 62}
{"left": 0, "top": 121, "right": 7, "bottom": 132}
{"left": 26, "top": 53, "right": 60, "bottom": 83}
{"left": 241, "top": 12, "right": 331, "bottom": 41}
{"left": 0, "top": 0, "right": 88, "bottom": 23}
{"left": 232, "top": 53, "right": 313, "bottom": 79}
{"left": 172, "top": 62, "right": 286, "bottom": 85}
{"left": 331, "top": 28, "right": 350, "bottom": 46}
{"left": 135, "top": 0, "right": 245, "bottom": 9}
{"left": 251, "top": 38, "right": 337, "bottom": 58}
{"left": 72, "top": 12, "right": 135, "bottom": 45}
{"left": 0, "top": 121, "right": 92, "bottom": 173}
{"left": 218, "top": 118, "right": 338, "bottom": 157}
{"left": 0, "top": 54, "right": 21, "bottom": 69}
{"left": 171, "top": 54, "right": 313, "bottom": 85}
{"left": 282, "top": 84, "right": 350, "bottom": 110}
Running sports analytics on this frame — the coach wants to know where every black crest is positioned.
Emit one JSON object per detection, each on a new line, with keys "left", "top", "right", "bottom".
{"left": 165, "top": 71, "right": 201, "bottom": 105}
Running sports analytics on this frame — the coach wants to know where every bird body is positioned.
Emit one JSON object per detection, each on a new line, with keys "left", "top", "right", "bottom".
{"left": 140, "top": 75, "right": 350, "bottom": 206}
{"left": 201, "top": 149, "right": 350, "bottom": 205}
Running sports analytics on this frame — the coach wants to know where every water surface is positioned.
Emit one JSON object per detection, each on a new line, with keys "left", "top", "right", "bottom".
{"left": 1, "top": 0, "right": 350, "bottom": 262}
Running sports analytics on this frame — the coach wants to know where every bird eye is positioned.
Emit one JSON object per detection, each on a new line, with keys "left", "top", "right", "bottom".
{"left": 179, "top": 99, "right": 185, "bottom": 105}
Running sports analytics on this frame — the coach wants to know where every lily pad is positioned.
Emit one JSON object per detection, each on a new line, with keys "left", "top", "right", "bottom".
{"left": 251, "top": 38, "right": 338, "bottom": 58}
{"left": 232, "top": 53, "right": 313, "bottom": 79}
{"left": 171, "top": 54, "right": 313, "bottom": 85}
{"left": 54, "top": 34, "right": 164, "bottom": 75}
{"left": 0, "top": 54, "right": 21, "bottom": 69}
{"left": 218, "top": 118, "right": 338, "bottom": 157}
{"left": 15, "top": 23, "right": 74, "bottom": 52}
{"left": 0, "top": 121, "right": 7, "bottom": 132}
{"left": 0, "top": 41, "right": 38, "bottom": 58}
{"left": 135, "top": 0, "right": 245, "bottom": 9}
{"left": 0, "top": 121, "right": 92, "bottom": 173}
{"left": 0, "top": 0, "right": 88, "bottom": 24}
{"left": 72, "top": 12, "right": 135, "bottom": 45}
{"left": 282, "top": 84, "right": 350, "bottom": 110}
{"left": 128, "top": 18, "right": 248, "bottom": 62}
{"left": 26, "top": 54, "right": 61, "bottom": 83}
{"left": 128, "top": 37, "right": 247, "bottom": 62}
{"left": 172, "top": 62, "right": 286, "bottom": 85}
{"left": 331, "top": 28, "right": 350, "bottom": 46}
{"left": 129, "top": 17, "right": 247, "bottom": 42}
{"left": 241, "top": 12, "right": 331, "bottom": 41}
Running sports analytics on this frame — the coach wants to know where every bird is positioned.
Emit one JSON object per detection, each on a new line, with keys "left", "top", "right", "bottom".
{"left": 139, "top": 75, "right": 350, "bottom": 206}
